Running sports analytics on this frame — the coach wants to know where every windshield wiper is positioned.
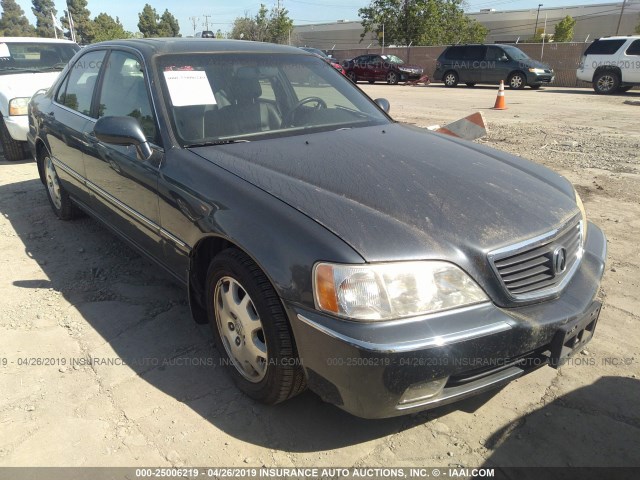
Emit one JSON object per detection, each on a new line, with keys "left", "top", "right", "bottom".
{"left": 185, "top": 139, "right": 251, "bottom": 147}
{"left": 0, "top": 67, "right": 41, "bottom": 73}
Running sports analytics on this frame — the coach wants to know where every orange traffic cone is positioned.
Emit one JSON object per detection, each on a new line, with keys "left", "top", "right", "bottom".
{"left": 492, "top": 80, "right": 507, "bottom": 110}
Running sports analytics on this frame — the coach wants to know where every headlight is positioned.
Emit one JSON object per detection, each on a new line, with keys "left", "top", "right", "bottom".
{"left": 574, "top": 188, "right": 588, "bottom": 244}
{"left": 313, "top": 261, "right": 488, "bottom": 321}
{"left": 9, "top": 97, "right": 30, "bottom": 116}
{"left": 528, "top": 68, "right": 546, "bottom": 74}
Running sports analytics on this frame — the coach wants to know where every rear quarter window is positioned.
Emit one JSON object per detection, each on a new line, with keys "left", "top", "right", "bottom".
{"left": 584, "top": 39, "right": 626, "bottom": 55}
{"left": 626, "top": 40, "right": 640, "bottom": 56}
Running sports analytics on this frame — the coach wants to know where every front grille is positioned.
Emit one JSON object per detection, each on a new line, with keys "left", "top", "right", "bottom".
{"left": 490, "top": 219, "right": 583, "bottom": 300}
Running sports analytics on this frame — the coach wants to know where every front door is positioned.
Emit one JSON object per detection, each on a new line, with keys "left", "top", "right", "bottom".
{"left": 83, "top": 49, "right": 164, "bottom": 261}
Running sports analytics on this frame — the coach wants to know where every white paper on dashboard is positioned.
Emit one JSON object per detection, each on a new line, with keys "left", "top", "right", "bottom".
{"left": 0, "top": 43, "right": 11, "bottom": 58}
{"left": 163, "top": 70, "right": 217, "bottom": 106}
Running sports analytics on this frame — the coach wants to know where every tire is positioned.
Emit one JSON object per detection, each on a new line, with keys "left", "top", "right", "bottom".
{"left": 206, "top": 248, "right": 306, "bottom": 405}
{"left": 386, "top": 71, "right": 399, "bottom": 85}
{"left": 466, "top": 82, "right": 476, "bottom": 87}
{"left": 530, "top": 85, "right": 542, "bottom": 90}
{"left": 0, "top": 116, "right": 26, "bottom": 161}
{"left": 508, "top": 72, "right": 526, "bottom": 90}
{"left": 346, "top": 71, "right": 357, "bottom": 83}
{"left": 443, "top": 71, "right": 458, "bottom": 87}
{"left": 617, "top": 85, "right": 633, "bottom": 93}
{"left": 42, "top": 152, "right": 80, "bottom": 220}
{"left": 368, "top": 80, "right": 375, "bottom": 84}
{"left": 593, "top": 70, "right": 619, "bottom": 95}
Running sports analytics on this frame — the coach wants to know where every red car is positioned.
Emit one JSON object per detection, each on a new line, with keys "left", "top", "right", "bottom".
{"left": 300, "top": 47, "right": 346, "bottom": 75}
{"left": 343, "top": 54, "right": 423, "bottom": 84}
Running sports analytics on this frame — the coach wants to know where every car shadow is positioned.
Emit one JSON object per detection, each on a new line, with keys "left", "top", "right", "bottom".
{"left": 482, "top": 376, "right": 640, "bottom": 475}
{"left": 2, "top": 176, "right": 501, "bottom": 452}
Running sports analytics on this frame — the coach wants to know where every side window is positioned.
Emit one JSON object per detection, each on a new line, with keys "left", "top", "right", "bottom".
{"left": 584, "top": 39, "right": 626, "bottom": 56}
{"left": 626, "top": 40, "right": 640, "bottom": 56}
{"left": 97, "top": 50, "right": 157, "bottom": 142}
{"left": 465, "top": 46, "right": 486, "bottom": 60}
{"left": 485, "top": 46, "right": 504, "bottom": 61}
{"left": 446, "top": 46, "right": 464, "bottom": 59}
{"left": 55, "top": 50, "right": 105, "bottom": 116}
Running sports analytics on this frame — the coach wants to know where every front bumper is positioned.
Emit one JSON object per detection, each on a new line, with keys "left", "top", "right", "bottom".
{"left": 527, "top": 72, "right": 555, "bottom": 85}
{"left": 286, "top": 222, "right": 606, "bottom": 418}
{"left": 3, "top": 115, "right": 29, "bottom": 142}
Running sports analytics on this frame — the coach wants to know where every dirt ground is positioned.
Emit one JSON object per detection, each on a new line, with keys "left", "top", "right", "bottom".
{"left": 0, "top": 86, "right": 639, "bottom": 470}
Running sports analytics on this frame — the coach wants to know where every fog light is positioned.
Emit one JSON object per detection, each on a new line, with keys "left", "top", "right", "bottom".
{"left": 399, "top": 377, "right": 448, "bottom": 405}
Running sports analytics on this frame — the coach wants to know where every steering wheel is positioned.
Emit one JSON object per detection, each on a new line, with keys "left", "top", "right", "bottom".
{"left": 284, "top": 96, "right": 327, "bottom": 126}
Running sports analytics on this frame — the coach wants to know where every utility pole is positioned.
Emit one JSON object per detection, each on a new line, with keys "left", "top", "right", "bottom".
{"left": 203, "top": 14, "right": 211, "bottom": 31}
{"left": 189, "top": 16, "right": 199, "bottom": 36}
{"left": 534, "top": 4, "right": 543, "bottom": 38}
{"left": 615, "top": 0, "right": 627, "bottom": 35}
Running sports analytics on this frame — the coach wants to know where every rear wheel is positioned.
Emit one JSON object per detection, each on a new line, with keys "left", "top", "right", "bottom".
{"left": 508, "top": 72, "right": 526, "bottom": 90}
{"left": 386, "top": 71, "right": 399, "bottom": 85}
{"left": 206, "top": 248, "right": 306, "bottom": 404}
{"left": 593, "top": 70, "right": 619, "bottom": 95}
{"left": 0, "top": 117, "right": 26, "bottom": 162}
{"left": 346, "top": 71, "right": 357, "bottom": 83}
{"left": 43, "top": 153, "right": 79, "bottom": 220}
{"left": 443, "top": 71, "right": 458, "bottom": 87}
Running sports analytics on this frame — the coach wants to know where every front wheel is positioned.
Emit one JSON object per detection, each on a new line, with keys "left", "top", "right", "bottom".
{"left": 0, "top": 117, "right": 26, "bottom": 161}
{"left": 206, "top": 248, "right": 306, "bottom": 404}
{"left": 508, "top": 72, "right": 526, "bottom": 90}
{"left": 386, "top": 71, "right": 399, "bottom": 85}
{"left": 593, "top": 71, "right": 619, "bottom": 95}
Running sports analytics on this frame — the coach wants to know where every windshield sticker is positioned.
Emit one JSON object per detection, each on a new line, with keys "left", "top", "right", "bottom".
{"left": 163, "top": 70, "right": 216, "bottom": 106}
{"left": 0, "top": 43, "right": 10, "bottom": 58}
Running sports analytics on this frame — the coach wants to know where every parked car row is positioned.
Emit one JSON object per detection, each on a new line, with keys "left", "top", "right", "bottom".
{"left": 27, "top": 39, "right": 606, "bottom": 418}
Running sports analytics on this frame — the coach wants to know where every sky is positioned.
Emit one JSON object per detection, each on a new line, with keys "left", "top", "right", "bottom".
{"left": 15, "top": 0, "right": 628, "bottom": 37}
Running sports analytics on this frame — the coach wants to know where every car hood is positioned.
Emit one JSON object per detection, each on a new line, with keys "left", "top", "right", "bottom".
{"left": 520, "top": 58, "right": 552, "bottom": 70}
{"left": 0, "top": 71, "right": 61, "bottom": 102}
{"left": 190, "top": 123, "right": 578, "bottom": 262}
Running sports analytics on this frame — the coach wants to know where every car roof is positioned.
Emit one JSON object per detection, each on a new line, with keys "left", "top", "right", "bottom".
{"left": 0, "top": 37, "right": 77, "bottom": 44}
{"left": 87, "top": 38, "right": 306, "bottom": 58}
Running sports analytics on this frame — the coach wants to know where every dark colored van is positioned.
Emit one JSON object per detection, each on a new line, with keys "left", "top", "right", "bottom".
{"left": 433, "top": 44, "right": 554, "bottom": 89}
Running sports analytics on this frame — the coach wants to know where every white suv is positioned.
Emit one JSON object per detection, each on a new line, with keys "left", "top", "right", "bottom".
{"left": 577, "top": 36, "right": 640, "bottom": 95}
{"left": 0, "top": 37, "right": 79, "bottom": 161}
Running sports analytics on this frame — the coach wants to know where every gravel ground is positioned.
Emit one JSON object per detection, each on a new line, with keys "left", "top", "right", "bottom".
{"left": 0, "top": 85, "right": 638, "bottom": 472}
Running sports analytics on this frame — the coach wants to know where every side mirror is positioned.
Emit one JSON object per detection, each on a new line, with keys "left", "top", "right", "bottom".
{"left": 94, "top": 116, "right": 152, "bottom": 161}
{"left": 374, "top": 98, "right": 390, "bottom": 113}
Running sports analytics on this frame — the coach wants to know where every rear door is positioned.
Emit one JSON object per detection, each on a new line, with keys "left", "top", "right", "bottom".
{"left": 460, "top": 45, "right": 486, "bottom": 83}
{"left": 45, "top": 49, "right": 106, "bottom": 204}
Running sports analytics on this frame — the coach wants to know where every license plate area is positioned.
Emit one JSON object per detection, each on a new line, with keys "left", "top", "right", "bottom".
{"left": 549, "top": 301, "right": 601, "bottom": 368}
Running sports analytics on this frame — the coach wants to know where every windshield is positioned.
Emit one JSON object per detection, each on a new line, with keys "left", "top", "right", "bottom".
{"left": 157, "top": 53, "right": 390, "bottom": 146}
{"left": 0, "top": 42, "right": 79, "bottom": 74}
{"left": 501, "top": 46, "right": 529, "bottom": 61}
{"left": 381, "top": 54, "right": 404, "bottom": 65}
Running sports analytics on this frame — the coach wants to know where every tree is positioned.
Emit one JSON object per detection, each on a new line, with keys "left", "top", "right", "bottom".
{"left": 157, "top": 9, "right": 180, "bottom": 37}
{"left": 635, "top": 14, "right": 640, "bottom": 34}
{"left": 31, "top": 0, "right": 56, "bottom": 38}
{"left": 61, "top": 0, "right": 94, "bottom": 44}
{"left": 358, "top": 0, "right": 488, "bottom": 46}
{"left": 215, "top": 29, "right": 225, "bottom": 39}
{"left": 137, "top": 4, "right": 158, "bottom": 37}
{"left": 138, "top": 4, "right": 180, "bottom": 38}
{"left": 554, "top": 15, "right": 576, "bottom": 42}
{"left": 0, "top": 0, "right": 36, "bottom": 37}
{"left": 229, "top": 4, "right": 293, "bottom": 44}
{"left": 92, "top": 13, "right": 130, "bottom": 42}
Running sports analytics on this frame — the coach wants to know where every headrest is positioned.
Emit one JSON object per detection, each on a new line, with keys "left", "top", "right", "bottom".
{"left": 231, "top": 67, "right": 261, "bottom": 103}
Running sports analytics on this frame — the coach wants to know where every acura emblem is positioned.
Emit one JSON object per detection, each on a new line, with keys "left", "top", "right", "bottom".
{"left": 553, "top": 247, "right": 567, "bottom": 275}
